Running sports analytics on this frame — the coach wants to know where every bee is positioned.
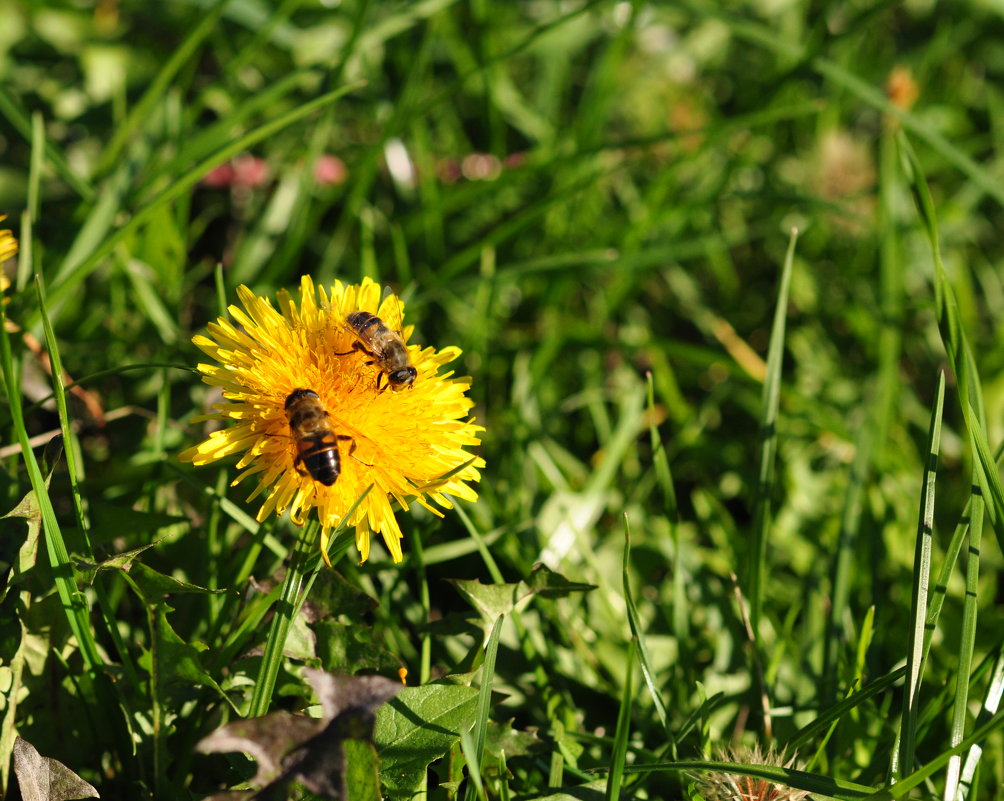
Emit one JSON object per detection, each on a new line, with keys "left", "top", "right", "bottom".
{"left": 284, "top": 388, "right": 354, "bottom": 486}
{"left": 339, "top": 310, "right": 417, "bottom": 391}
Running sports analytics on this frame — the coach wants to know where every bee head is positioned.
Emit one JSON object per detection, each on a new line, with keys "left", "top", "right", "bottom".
{"left": 285, "top": 388, "right": 319, "bottom": 408}
{"left": 389, "top": 367, "right": 418, "bottom": 389}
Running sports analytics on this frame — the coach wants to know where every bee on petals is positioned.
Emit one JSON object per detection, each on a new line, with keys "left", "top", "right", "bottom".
{"left": 284, "top": 388, "right": 354, "bottom": 486}
{"left": 339, "top": 311, "right": 417, "bottom": 391}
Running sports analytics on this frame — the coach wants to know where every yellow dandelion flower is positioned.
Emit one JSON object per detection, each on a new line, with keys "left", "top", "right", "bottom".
{"left": 181, "top": 276, "right": 484, "bottom": 564}
{"left": 1, "top": 215, "right": 17, "bottom": 297}
{"left": 0, "top": 216, "right": 16, "bottom": 264}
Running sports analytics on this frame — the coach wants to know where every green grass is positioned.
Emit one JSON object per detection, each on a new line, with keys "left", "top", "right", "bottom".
{"left": 2, "top": 2, "right": 1004, "bottom": 799}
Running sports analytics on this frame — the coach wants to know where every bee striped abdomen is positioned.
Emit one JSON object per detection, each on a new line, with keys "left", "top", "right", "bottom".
{"left": 295, "top": 432, "right": 341, "bottom": 486}
{"left": 285, "top": 388, "right": 350, "bottom": 487}
{"left": 346, "top": 311, "right": 384, "bottom": 339}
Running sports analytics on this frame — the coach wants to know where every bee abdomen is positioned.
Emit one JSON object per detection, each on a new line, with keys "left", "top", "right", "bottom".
{"left": 297, "top": 433, "right": 341, "bottom": 486}
{"left": 346, "top": 310, "right": 386, "bottom": 337}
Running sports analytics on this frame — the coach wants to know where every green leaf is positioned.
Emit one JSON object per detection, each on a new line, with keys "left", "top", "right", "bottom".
{"left": 450, "top": 565, "right": 595, "bottom": 632}
{"left": 127, "top": 562, "right": 227, "bottom": 602}
{"left": 314, "top": 620, "right": 403, "bottom": 675}
{"left": 376, "top": 681, "right": 479, "bottom": 794}
{"left": 343, "top": 738, "right": 382, "bottom": 801}
{"left": 484, "top": 719, "right": 540, "bottom": 760}
{"left": 140, "top": 604, "right": 228, "bottom": 701}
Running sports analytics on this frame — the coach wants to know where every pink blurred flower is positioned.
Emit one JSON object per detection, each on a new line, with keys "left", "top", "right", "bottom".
{"left": 202, "top": 163, "right": 235, "bottom": 188}
{"left": 314, "top": 154, "right": 347, "bottom": 186}
{"left": 201, "top": 155, "right": 269, "bottom": 189}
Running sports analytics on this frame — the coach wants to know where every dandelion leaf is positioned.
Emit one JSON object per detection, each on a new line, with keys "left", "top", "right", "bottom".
{"left": 485, "top": 718, "right": 541, "bottom": 760}
{"left": 1, "top": 484, "right": 45, "bottom": 601}
{"left": 524, "top": 563, "right": 596, "bottom": 597}
{"left": 450, "top": 564, "right": 595, "bottom": 632}
{"left": 314, "top": 619, "right": 406, "bottom": 675}
{"left": 375, "top": 680, "right": 479, "bottom": 794}
{"left": 139, "top": 605, "right": 230, "bottom": 707}
{"left": 126, "top": 561, "right": 227, "bottom": 602}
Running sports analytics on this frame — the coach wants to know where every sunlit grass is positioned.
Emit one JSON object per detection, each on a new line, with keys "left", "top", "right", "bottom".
{"left": 1, "top": 2, "right": 1003, "bottom": 799}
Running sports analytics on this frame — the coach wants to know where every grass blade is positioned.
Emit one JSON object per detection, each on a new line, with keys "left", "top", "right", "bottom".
{"left": 944, "top": 479, "right": 983, "bottom": 799}
{"left": 896, "top": 370, "right": 944, "bottom": 777}
{"left": 622, "top": 515, "right": 671, "bottom": 742}
{"left": 898, "top": 132, "right": 1004, "bottom": 538}
{"left": 606, "top": 641, "right": 634, "bottom": 801}
{"left": 0, "top": 288, "right": 102, "bottom": 672}
{"left": 0, "top": 86, "right": 93, "bottom": 201}
{"left": 463, "top": 614, "right": 502, "bottom": 801}
{"left": 748, "top": 227, "right": 798, "bottom": 629}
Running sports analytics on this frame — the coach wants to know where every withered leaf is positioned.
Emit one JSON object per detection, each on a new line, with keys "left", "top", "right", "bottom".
{"left": 197, "top": 670, "right": 402, "bottom": 800}
{"left": 12, "top": 737, "right": 99, "bottom": 801}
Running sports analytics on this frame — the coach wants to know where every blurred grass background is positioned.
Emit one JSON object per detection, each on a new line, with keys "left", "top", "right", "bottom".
{"left": 2, "top": 0, "right": 1004, "bottom": 798}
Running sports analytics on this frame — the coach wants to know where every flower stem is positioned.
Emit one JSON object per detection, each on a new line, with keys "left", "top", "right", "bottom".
{"left": 248, "top": 520, "right": 319, "bottom": 717}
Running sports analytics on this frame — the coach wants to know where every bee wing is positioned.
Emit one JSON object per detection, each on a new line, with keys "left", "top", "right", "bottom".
{"left": 376, "top": 292, "right": 406, "bottom": 333}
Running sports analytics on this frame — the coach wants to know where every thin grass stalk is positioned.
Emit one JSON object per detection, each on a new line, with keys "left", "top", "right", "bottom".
{"left": 823, "top": 395, "right": 881, "bottom": 705}
{"left": 748, "top": 229, "right": 797, "bottom": 631}
{"left": 923, "top": 486, "right": 985, "bottom": 662}
{"left": 28, "top": 113, "right": 43, "bottom": 221}
{"left": 958, "top": 651, "right": 1004, "bottom": 798}
{"left": 0, "top": 289, "right": 102, "bottom": 672}
{"left": 605, "top": 640, "right": 634, "bottom": 801}
{"left": 13, "top": 212, "right": 29, "bottom": 296}
{"left": 34, "top": 274, "right": 143, "bottom": 690}
{"left": 897, "top": 371, "right": 945, "bottom": 778}
{"left": 0, "top": 85, "right": 93, "bottom": 200}
{"left": 498, "top": 750, "right": 511, "bottom": 801}
{"left": 622, "top": 515, "right": 671, "bottom": 742}
{"left": 409, "top": 529, "right": 434, "bottom": 685}
{"left": 548, "top": 751, "right": 564, "bottom": 788}
{"left": 214, "top": 261, "right": 227, "bottom": 318}
{"left": 646, "top": 373, "right": 687, "bottom": 649}
{"left": 898, "top": 134, "right": 1004, "bottom": 534}
{"left": 408, "top": 528, "right": 431, "bottom": 801}
{"left": 943, "top": 482, "right": 983, "bottom": 800}
{"left": 460, "top": 729, "right": 487, "bottom": 801}
{"left": 464, "top": 615, "right": 502, "bottom": 801}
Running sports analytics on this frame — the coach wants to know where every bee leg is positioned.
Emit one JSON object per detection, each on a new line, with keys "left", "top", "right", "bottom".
{"left": 341, "top": 435, "right": 374, "bottom": 467}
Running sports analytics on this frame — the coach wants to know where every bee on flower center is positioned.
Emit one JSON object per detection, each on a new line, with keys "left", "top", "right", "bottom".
{"left": 339, "top": 311, "right": 417, "bottom": 391}
{"left": 284, "top": 388, "right": 355, "bottom": 486}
